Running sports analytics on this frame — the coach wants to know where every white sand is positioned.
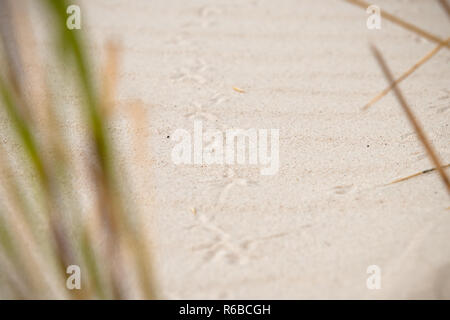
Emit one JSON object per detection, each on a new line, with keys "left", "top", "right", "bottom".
{"left": 26, "top": 0, "right": 450, "bottom": 298}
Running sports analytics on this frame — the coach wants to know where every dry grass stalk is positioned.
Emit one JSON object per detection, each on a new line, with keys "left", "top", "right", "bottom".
{"left": 388, "top": 164, "right": 450, "bottom": 185}
{"left": 363, "top": 38, "right": 450, "bottom": 110}
{"left": 344, "top": 0, "right": 450, "bottom": 49}
{"left": 439, "top": 0, "right": 450, "bottom": 18}
{"left": 233, "top": 86, "right": 246, "bottom": 93}
{"left": 371, "top": 45, "right": 450, "bottom": 195}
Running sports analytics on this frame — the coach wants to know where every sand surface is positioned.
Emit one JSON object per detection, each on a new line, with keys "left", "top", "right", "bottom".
{"left": 23, "top": 0, "right": 450, "bottom": 299}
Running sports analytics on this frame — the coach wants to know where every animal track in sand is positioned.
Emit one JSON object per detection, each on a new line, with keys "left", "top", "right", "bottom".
{"left": 427, "top": 89, "right": 450, "bottom": 114}
{"left": 188, "top": 211, "right": 290, "bottom": 267}
{"left": 409, "top": 151, "right": 428, "bottom": 161}
{"left": 181, "top": 4, "right": 222, "bottom": 29}
{"left": 170, "top": 3, "right": 261, "bottom": 209}
{"left": 170, "top": 67, "right": 207, "bottom": 84}
{"left": 182, "top": 18, "right": 216, "bottom": 29}
{"left": 198, "top": 168, "right": 258, "bottom": 206}
{"left": 215, "top": 168, "right": 258, "bottom": 205}
{"left": 166, "top": 33, "right": 195, "bottom": 47}
{"left": 189, "top": 213, "right": 251, "bottom": 265}
{"left": 332, "top": 184, "right": 355, "bottom": 195}
{"left": 429, "top": 95, "right": 450, "bottom": 114}
{"left": 208, "top": 92, "right": 229, "bottom": 106}
{"left": 400, "top": 131, "right": 415, "bottom": 141}
{"left": 183, "top": 91, "right": 229, "bottom": 123}
{"left": 170, "top": 57, "right": 210, "bottom": 84}
{"left": 198, "top": 5, "right": 222, "bottom": 18}
{"left": 184, "top": 102, "right": 219, "bottom": 123}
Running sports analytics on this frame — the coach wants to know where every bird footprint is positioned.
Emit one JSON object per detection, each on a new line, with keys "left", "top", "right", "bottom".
{"left": 332, "top": 184, "right": 354, "bottom": 195}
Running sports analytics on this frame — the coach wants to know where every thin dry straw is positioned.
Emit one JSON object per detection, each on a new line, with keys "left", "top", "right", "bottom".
{"left": 371, "top": 45, "right": 450, "bottom": 194}
{"left": 344, "top": 0, "right": 450, "bottom": 49}
{"left": 363, "top": 38, "right": 450, "bottom": 110}
{"left": 388, "top": 164, "right": 450, "bottom": 185}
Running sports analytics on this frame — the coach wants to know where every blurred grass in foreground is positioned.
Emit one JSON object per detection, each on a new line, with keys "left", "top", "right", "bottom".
{"left": 0, "top": 0, "right": 157, "bottom": 299}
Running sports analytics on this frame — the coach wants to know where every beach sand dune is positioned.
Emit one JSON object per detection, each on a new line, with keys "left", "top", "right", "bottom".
{"left": 14, "top": 0, "right": 450, "bottom": 298}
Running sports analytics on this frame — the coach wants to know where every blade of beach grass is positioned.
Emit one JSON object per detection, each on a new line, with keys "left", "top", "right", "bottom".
{"left": 4, "top": 0, "right": 52, "bottom": 127}
{"left": 0, "top": 200, "right": 63, "bottom": 298}
{"left": 344, "top": 0, "right": 450, "bottom": 49}
{"left": 101, "top": 41, "right": 120, "bottom": 117}
{"left": 0, "top": 207, "right": 39, "bottom": 297}
{"left": 23, "top": 7, "right": 109, "bottom": 299}
{"left": 13, "top": 1, "right": 108, "bottom": 298}
{"left": 0, "top": 144, "right": 41, "bottom": 236}
{"left": 0, "top": 0, "right": 157, "bottom": 299}
{"left": 98, "top": 42, "right": 157, "bottom": 298}
{"left": 0, "top": 18, "right": 84, "bottom": 299}
{"left": 0, "top": 0, "right": 26, "bottom": 99}
{"left": 1, "top": 0, "right": 81, "bottom": 298}
{"left": 0, "top": 210, "right": 19, "bottom": 268}
{"left": 0, "top": 78, "right": 73, "bottom": 279}
{"left": 129, "top": 233, "right": 158, "bottom": 299}
{"left": 41, "top": 0, "right": 127, "bottom": 298}
{"left": 90, "top": 176, "right": 126, "bottom": 299}
{"left": 0, "top": 250, "right": 29, "bottom": 299}
{"left": 371, "top": 45, "right": 450, "bottom": 195}
{"left": 0, "top": 77, "right": 48, "bottom": 188}
{"left": 363, "top": 38, "right": 450, "bottom": 110}
{"left": 0, "top": 2, "right": 51, "bottom": 237}
{"left": 124, "top": 100, "right": 158, "bottom": 299}
{"left": 1, "top": 67, "right": 76, "bottom": 299}
{"left": 44, "top": 0, "right": 111, "bottom": 171}
{"left": 96, "top": 41, "right": 135, "bottom": 298}
{"left": 46, "top": 1, "right": 157, "bottom": 298}
{"left": 79, "top": 226, "right": 110, "bottom": 299}
{"left": 0, "top": 263, "right": 26, "bottom": 299}
{"left": 43, "top": 0, "right": 120, "bottom": 242}
{"left": 0, "top": 147, "right": 61, "bottom": 297}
